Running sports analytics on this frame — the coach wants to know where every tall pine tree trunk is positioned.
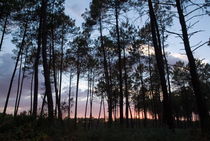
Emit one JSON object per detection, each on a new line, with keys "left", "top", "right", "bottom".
{"left": 123, "top": 45, "right": 129, "bottom": 127}
{"left": 68, "top": 72, "right": 72, "bottom": 118}
{"left": 74, "top": 59, "right": 80, "bottom": 128}
{"left": 58, "top": 26, "right": 65, "bottom": 119}
{"left": 33, "top": 6, "right": 42, "bottom": 117}
{"left": 3, "top": 22, "right": 28, "bottom": 115}
{"left": 41, "top": 0, "right": 54, "bottom": 119}
{"left": 147, "top": 0, "right": 174, "bottom": 129}
{"left": 14, "top": 54, "right": 23, "bottom": 116}
{"left": 115, "top": 0, "right": 123, "bottom": 126}
{"left": 84, "top": 72, "right": 90, "bottom": 128}
{"left": 99, "top": 16, "right": 112, "bottom": 127}
{"left": 175, "top": 0, "right": 210, "bottom": 132}
{"left": 30, "top": 72, "right": 34, "bottom": 115}
{"left": 0, "top": 15, "right": 8, "bottom": 51}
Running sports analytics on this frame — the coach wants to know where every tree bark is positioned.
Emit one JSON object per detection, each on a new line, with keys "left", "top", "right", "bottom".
{"left": 74, "top": 60, "right": 80, "bottom": 128}
{"left": 175, "top": 0, "right": 210, "bottom": 132}
{"left": 0, "top": 15, "right": 8, "bottom": 51}
{"left": 68, "top": 71, "right": 72, "bottom": 118}
{"left": 41, "top": 0, "right": 54, "bottom": 119}
{"left": 115, "top": 0, "right": 123, "bottom": 126}
{"left": 33, "top": 5, "right": 42, "bottom": 117}
{"left": 99, "top": 16, "right": 113, "bottom": 127}
{"left": 3, "top": 22, "right": 27, "bottom": 115}
{"left": 14, "top": 54, "right": 23, "bottom": 116}
{"left": 147, "top": 0, "right": 174, "bottom": 129}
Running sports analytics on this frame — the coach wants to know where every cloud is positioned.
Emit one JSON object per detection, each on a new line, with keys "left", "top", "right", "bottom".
{"left": 167, "top": 53, "right": 188, "bottom": 65}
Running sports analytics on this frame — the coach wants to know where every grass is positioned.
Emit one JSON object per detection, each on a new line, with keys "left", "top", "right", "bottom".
{"left": 0, "top": 114, "right": 209, "bottom": 141}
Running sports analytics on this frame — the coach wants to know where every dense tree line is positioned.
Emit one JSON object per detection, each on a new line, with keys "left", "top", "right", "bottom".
{"left": 0, "top": 0, "right": 210, "bottom": 134}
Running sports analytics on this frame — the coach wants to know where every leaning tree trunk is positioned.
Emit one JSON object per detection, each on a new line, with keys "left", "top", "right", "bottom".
{"left": 0, "top": 15, "right": 8, "bottom": 51}
{"left": 147, "top": 0, "right": 174, "bottom": 129}
{"left": 15, "top": 47, "right": 29, "bottom": 116}
{"left": 175, "top": 0, "right": 210, "bottom": 132}
{"left": 14, "top": 54, "right": 23, "bottom": 116}
{"left": 41, "top": 0, "right": 54, "bottom": 119}
{"left": 3, "top": 22, "right": 28, "bottom": 115}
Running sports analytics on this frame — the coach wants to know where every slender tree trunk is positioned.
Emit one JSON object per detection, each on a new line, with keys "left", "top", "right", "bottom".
{"left": 74, "top": 61, "right": 80, "bottom": 128}
{"left": 68, "top": 72, "right": 72, "bottom": 118}
{"left": 51, "top": 29, "right": 61, "bottom": 119}
{"left": 58, "top": 27, "right": 65, "bottom": 119}
{"left": 103, "top": 98, "right": 106, "bottom": 124}
{"left": 15, "top": 47, "right": 29, "bottom": 116}
{"left": 30, "top": 72, "right": 34, "bottom": 115}
{"left": 89, "top": 75, "right": 94, "bottom": 128}
{"left": 14, "top": 54, "right": 23, "bottom": 116}
{"left": 97, "top": 95, "right": 103, "bottom": 128}
{"left": 33, "top": 6, "right": 42, "bottom": 117}
{"left": 175, "top": 0, "right": 210, "bottom": 132}
{"left": 40, "top": 93, "right": 47, "bottom": 117}
{"left": 147, "top": 0, "right": 174, "bottom": 129}
{"left": 3, "top": 22, "right": 27, "bottom": 115}
{"left": 123, "top": 45, "right": 129, "bottom": 128}
{"left": 115, "top": 0, "right": 123, "bottom": 126}
{"left": 99, "top": 15, "right": 112, "bottom": 127}
{"left": 15, "top": 65, "right": 26, "bottom": 116}
{"left": 41, "top": 0, "right": 54, "bottom": 119}
{"left": 84, "top": 72, "right": 90, "bottom": 128}
{"left": 0, "top": 15, "right": 8, "bottom": 51}
{"left": 139, "top": 51, "right": 147, "bottom": 127}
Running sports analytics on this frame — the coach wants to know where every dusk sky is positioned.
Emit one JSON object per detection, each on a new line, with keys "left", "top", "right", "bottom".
{"left": 0, "top": 0, "right": 210, "bottom": 117}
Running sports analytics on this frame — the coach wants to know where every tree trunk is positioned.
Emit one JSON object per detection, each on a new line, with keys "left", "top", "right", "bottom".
{"left": 99, "top": 15, "right": 112, "bottom": 127}
{"left": 33, "top": 5, "right": 42, "bottom": 117}
{"left": 41, "top": 0, "right": 54, "bottom": 119}
{"left": 14, "top": 54, "right": 23, "bottom": 116}
{"left": 68, "top": 72, "right": 72, "bottom": 118}
{"left": 84, "top": 72, "right": 90, "bottom": 128}
{"left": 115, "top": 0, "right": 123, "bottom": 126}
{"left": 123, "top": 44, "right": 129, "bottom": 128}
{"left": 58, "top": 26, "right": 65, "bottom": 119}
{"left": 74, "top": 61, "right": 80, "bottom": 128}
{"left": 147, "top": 0, "right": 174, "bottom": 129}
{"left": 175, "top": 0, "right": 210, "bottom": 132}
{"left": 0, "top": 15, "right": 8, "bottom": 51}
{"left": 3, "top": 22, "right": 27, "bottom": 115}
{"left": 89, "top": 75, "right": 94, "bottom": 128}
{"left": 30, "top": 72, "right": 34, "bottom": 115}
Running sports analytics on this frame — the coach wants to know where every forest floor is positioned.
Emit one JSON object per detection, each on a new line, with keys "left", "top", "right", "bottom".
{"left": 0, "top": 114, "right": 209, "bottom": 141}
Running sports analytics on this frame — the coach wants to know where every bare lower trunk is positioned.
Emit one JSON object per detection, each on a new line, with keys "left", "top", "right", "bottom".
{"left": 30, "top": 72, "right": 34, "bottom": 115}
{"left": 84, "top": 72, "right": 90, "bottom": 128}
{"left": 74, "top": 65, "right": 80, "bottom": 128}
{"left": 14, "top": 54, "right": 23, "bottom": 116}
{"left": 68, "top": 72, "right": 72, "bottom": 118}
